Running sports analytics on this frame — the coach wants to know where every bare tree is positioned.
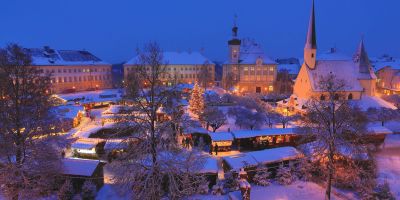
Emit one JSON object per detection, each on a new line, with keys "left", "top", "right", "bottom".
{"left": 0, "top": 44, "right": 63, "bottom": 199}
{"left": 110, "top": 42, "right": 206, "bottom": 200}
{"left": 300, "top": 74, "right": 372, "bottom": 200}
{"left": 272, "top": 112, "right": 300, "bottom": 129}
{"left": 224, "top": 71, "right": 238, "bottom": 91}
{"left": 199, "top": 106, "right": 226, "bottom": 132}
{"left": 197, "top": 61, "right": 212, "bottom": 90}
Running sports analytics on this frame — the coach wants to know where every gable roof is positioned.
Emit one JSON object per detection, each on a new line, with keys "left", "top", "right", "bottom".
{"left": 225, "top": 39, "right": 276, "bottom": 65}
{"left": 62, "top": 158, "right": 101, "bottom": 176}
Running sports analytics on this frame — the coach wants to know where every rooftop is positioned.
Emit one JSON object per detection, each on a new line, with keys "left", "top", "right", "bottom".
{"left": 125, "top": 51, "right": 214, "bottom": 65}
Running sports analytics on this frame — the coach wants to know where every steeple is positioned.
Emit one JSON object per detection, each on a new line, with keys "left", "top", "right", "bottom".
{"left": 304, "top": 0, "right": 317, "bottom": 69}
{"left": 228, "top": 15, "right": 241, "bottom": 64}
{"left": 354, "top": 37, "right": 372, "bottom": 74}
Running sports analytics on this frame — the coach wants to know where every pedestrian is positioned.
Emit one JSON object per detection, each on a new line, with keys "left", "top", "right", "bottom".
{"left": 182, "top": 138, "right": 186, "bottom": 148}
{"left": 185, "top": 138, "right": 190, "bottom": 148}
{"left": 101, "top": 119, "right": 105, "bottom": 127}
{"left": 215, "top": 144, "right": 219, "bottom": 156}
{"left": 209, "top": 144, "right": 213, "bottom": 155}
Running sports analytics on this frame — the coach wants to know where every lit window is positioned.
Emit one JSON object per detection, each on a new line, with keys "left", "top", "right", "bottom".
{"left": 268, "top": 85, "right": 273, "bottom": 92}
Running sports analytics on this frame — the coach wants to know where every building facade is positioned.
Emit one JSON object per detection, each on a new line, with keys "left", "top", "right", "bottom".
{"left": 372, "top": 56, "right": 400, "bottom": 95}
{"left": 222, "top": 24, "right": 277, "bottom": 94}
{"left": 28, "top": 46, "right": 112, "bottom": 94}
{"left": 124, "top": 51, "right": 215, "bottom": 87}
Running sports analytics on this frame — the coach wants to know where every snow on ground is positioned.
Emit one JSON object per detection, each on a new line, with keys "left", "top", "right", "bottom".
{"left": 57, "top": 89, "right": 123, "bottom": 103}
{"left": 189, "top": 181, "right": 341, "bottom": 200}
{"left": 376, "top": 134, "right": 400, "bottom": 198}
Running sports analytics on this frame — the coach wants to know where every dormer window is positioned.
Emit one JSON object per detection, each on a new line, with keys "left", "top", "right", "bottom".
{"left": 311, "top": 53, "right": 314, "bottom": 58}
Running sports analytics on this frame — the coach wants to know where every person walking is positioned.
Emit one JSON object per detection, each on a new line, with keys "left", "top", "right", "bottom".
{"left": 215, "top": 144, "right": 219, "bottom": 156}
{"left": 209, "top": 144, "right": 213, "bottom": 155}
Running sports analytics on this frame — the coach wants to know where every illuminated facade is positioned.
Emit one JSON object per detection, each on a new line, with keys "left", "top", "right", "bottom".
{"left": 28, "top": 46, "right": 112, "bottom": 94}
{"left": 222, "top": 22, "right": 277, "bottom": 94}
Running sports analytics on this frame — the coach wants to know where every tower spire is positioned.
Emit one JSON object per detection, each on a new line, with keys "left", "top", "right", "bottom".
{"left": 304, "top": 0, "right": 317, "bottom": 69}
{"left": 305, "top": 0, "right": 317, "bottom": 49}
{"left": 232, "top": 14, "right": 238, "bottom": 38}
{"left": 354, "top": 36, "right": 372, "bottom": 74}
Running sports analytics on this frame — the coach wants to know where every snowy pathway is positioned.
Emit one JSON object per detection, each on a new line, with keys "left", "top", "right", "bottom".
{"left": 217, "top": 157, "right": 225, "bottom": 180}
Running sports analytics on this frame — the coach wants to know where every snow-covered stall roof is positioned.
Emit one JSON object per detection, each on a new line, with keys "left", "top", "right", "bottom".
{"left": 27, "top": 47, "right": 109, "bottom": 66}
{"left": 104, "top": 139, "right": 128, "bottom": 151}
{"left": 366, "top": 124, "right": 393, "bottom": 135}
{"left": 223, "top": 147, "right": 302, "bottom": 171}
{"left": 71, "top": 138, "right": 104, "bottom": 150}
{"left": 102, "top": 105, "right": 122, "bottom": 115}
{"left": 183, "top": 126, "right": 209, "bottom": 135}
{"left": 51, "top": 105, "right": 84, "bottom": 119}
{"left": 57, "top": 89, "right": 122, "bottom": 103}
{"left": 208, "top": 132, "right": 234, "bottom": 142}
{"left": 125, "top": 51, "right": 214, "bottom": 65}
{"left": 200, "top": 156, "right": 218, "bottom": 174}
{"left": 62, "top": 158, "right": 101, "bottom": 176}
{"left": 232, "top": 128, "right": 297, "bottom": 139}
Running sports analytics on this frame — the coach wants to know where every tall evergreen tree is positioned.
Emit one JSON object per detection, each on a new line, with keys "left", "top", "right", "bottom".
{"left": 189, "top": 83, "right": 205, "bottom": 115}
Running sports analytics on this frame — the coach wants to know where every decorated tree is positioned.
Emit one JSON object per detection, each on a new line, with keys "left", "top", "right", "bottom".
{"left": 189, "top": 83, "right": 205, "bottom": 115}
{"left": 253, "top": 165, "right": 271, "bottom": 186}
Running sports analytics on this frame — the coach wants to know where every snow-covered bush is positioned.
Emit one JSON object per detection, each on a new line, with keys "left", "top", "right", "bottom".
{"left": 276, "top": 164, "right": 294, "bottom": 185}
{"left": 253, "top": 165, "right": 271, "bottom": 186}
{"left": 223, "top": 171, "right": 239, "bottom": 191}
{"left": 211, "top": 181, "right": 226, "bottom": 195}
{"left": 197, "top": 182, "right": 209, "bottom": 194}
{"left": 374, "top": 181, "right": 395, "bottom": 200}
{"left": 58, "top": 179, "right": 74, "bottom": 200}
{"left": 81, "top": 180, "right": 97, "bottom": 200}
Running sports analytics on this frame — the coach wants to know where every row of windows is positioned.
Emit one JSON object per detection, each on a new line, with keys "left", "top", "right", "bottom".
{"left": 51, "top": 75, "right": 111, "bottom": 83}
{"left": 243, "top": 75, "right": 274, "bottom": 81}
{"left": 127, "top": 66, "right": 213, "bottom": 72}
{"left": 40, "top": 68, "right": 111, "bottom": 74}
{"left": 320, "top": 93, "right": 353, "bottom": 101}
{"left": 161, "top": 73, "right": 209, "bottom": 79}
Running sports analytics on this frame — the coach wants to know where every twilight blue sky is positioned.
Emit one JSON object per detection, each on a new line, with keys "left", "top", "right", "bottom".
{"left": 1, "top": 0, "right": 399, "bottom": 63}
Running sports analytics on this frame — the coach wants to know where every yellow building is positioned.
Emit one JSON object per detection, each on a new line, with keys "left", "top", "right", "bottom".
{"left": 222, "top": 23, "right": 277, "bottom": 94}
{"left": 28, "top": 46, "right": 112, "bottom": 94}
{"left": 373, "top": 56, "right": 400, "bottom": 95}
{"left": 124, "top": 51, "right": 215, "bottom": 86}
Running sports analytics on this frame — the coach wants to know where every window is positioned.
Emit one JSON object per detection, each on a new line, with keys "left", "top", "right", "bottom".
{"left": 334, "top": 94, "right": 339, "bottom": 100}
{"left": 268, "top": 85, "right": 273, "bottom": 92}
{"left": 348, "top": 93, "right": 353, "bottom": 100}
{"left": 320, "top": 94, "right": 325, "bottom": 101}
{"left": 256, "top": 87, "right": 261, "bottom": 93}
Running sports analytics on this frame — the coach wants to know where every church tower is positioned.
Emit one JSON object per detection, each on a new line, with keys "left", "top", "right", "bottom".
{"left": 354, "top": 37, "right": 377, "bottom": 96}
{"left": 228, "top": 15, "right": 241, "bottom": 64}
{"left": 354, "top": 38, "right": 373, "bottom": 74}
{"left": 304, "top": 0, "right": 317, "bottom": 69}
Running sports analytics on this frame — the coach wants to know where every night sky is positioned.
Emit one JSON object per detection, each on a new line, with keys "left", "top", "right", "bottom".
{"left": 1, "top": 0, "right": 399, "bottom": 63}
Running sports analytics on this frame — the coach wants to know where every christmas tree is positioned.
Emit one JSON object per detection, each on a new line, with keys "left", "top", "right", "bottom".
{"left": 189, "top": 83, "right": 205, "bottom": 115}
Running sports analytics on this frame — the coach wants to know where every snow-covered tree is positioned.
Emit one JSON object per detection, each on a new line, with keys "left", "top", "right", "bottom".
{"left": 199, "top": 106, "right": 226, "bottom": 132}
{"left": 189, "top": 83, "right": 205, "bottom": 115}
{"left": 223, "top": 171, "right": 240, "bottom": 192}
{"left": 382, "top": 94, "right": 400, "bottom": 109}
{"left": 300, "top": 74, "right": 371, "bottom": 200}
{"left": 58, "top": 179, "right": 75, "bottom": 200}
{"left": 228, "top": 106, "right": 265, "bottom": 130}
{"left": 0, "top": 44, "right": 64, "bottom": 200}
{"left": 81, "top": 181, "right": 97, "bottom": 200}
{"left": 276, "top": 164, "right": 294, "bottom": 185}
{"left": 374, "top": 181, "right": 395, "bottom": 200}
{"left": 253, "top": 165, "right": 271, "bottom": 186}
{"left": 272, "top": 111, "right": 300, "bottom": 129}
{"left": 110, "top": 42, "right": 206, "bottom": 200}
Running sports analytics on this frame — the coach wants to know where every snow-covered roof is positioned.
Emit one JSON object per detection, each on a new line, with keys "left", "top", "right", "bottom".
{"left": 102, "top": 105, "right": 122, "bottom": 115}
{"left": 225, "top": 39, "right": 276, "bottom": 65}
{"left": 71, "top": 141, "right": 97, "bottom": 150}
{"left": 232, "top": 128, "right": 297, "bottom": 139}
{"left": 62, "top": 158, "right": 101, "bottom": 176}
{"left": 350, "top": 95, "right": 397, "bottom": 111}
{"left": 223, "top": 147, "right": 302, "bottom": 171}
{"left": 27, "top": 47, "right": 109, "bottom": 66}
{"left": 104, "top": 139, "right": 128, "bottom": 151}
{"left": 125, "top": 51, "right": 214, "bottom": 65}
{"left": 183, "top": 126, "right": 209, "bottom": 135}
{"left": 371, "top": 55, "right": 400, "bottom": 71}
{"left": 57, "top": 89, "right": 122, "bottom": 103}
{"left": 208, "top": 132, "right": 234, "bottom": 142}
{"left": 366, "top": 124, "right": 393, "bottom": 135}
